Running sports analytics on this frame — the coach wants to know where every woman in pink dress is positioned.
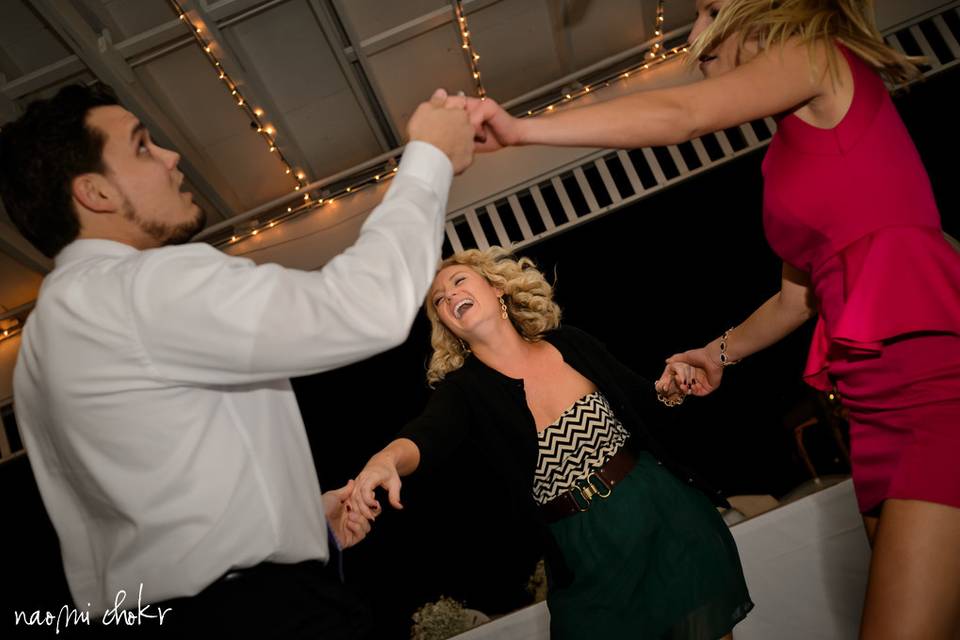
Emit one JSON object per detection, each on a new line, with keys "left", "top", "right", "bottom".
{"left": 465, "top": 0, "right": 960, "bottom": 636}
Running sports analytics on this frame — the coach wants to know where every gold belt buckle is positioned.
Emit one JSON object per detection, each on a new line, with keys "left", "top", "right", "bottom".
{"left": 572, "top": 472, "right": 612, "bottom": 509}
{"left": 586, "top": 472, "right": 612, "bottom": 498}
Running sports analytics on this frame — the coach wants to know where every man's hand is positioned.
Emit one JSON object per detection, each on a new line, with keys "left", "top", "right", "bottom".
{"left": 408, "top": 89, "right": 476, "bottom": 174}
{"left": 322, "top": 480, "right": 372, "bottom": 549}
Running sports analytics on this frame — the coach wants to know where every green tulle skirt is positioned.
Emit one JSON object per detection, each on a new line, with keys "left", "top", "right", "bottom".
{"left": 546, "top": 451, "right": 753, "bottom": 639}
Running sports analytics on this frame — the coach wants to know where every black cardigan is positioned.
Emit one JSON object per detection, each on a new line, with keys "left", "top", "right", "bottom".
{"left": 398, "top": 325, "right": 728, "bottom": 584}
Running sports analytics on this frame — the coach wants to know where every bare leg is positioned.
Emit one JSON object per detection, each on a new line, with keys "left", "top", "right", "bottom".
{"left": 859, "top": 499, "right": 960, "bottom": 639}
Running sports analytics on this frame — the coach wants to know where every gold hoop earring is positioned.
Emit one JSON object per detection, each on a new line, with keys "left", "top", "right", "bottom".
{"left": 498, "top": 296, "right": 508, "bottom": 320}
{"left": 458, "top": 338, "right": 471, "bottom": 353}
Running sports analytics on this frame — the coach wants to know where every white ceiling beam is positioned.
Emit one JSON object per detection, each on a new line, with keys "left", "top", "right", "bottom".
{"left": 26, "top": 0, "right": 237, "bottom": 222}
{"left": 342, "top": 0, "right": 502, "bottom": 59}
{"left": 305, "top": 0, "right": 395, "bottom": 150}
{"left": 328, "top": 0, "right": 402, "bottom": 146}
{"left": 1, "top": 55, "right": 87, "bottom": 101}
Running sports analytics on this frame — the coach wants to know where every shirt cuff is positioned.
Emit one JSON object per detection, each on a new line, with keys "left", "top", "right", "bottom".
{"left": 397, "top": 140, "right": 454, "bottom": 198}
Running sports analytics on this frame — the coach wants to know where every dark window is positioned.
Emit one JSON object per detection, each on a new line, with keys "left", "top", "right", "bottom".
{"left": 454, "top": 218, "right": 477, "bottom": 250}
{"left": 677, "top": 141, "right": 703, "bottom": 171}
{"left": 627, "top": 148, "right": 658, "bottom": 188}
{"left": 517, "top": 192, "right": 546, "bottom": 236}
{"left": 496, "top": 200, "right": 526, "bottom": 243}
{"left": 537, "top": 182, "right": 570, "bottom": 227}
{"left": 652, "top": 146, "right": 680, "bottom": 180}
{"left": 604, "top": 154, "right": 636, "bottom": 198}
{"left": 476, "top": 208, "right": 500, "bottom": 247}
{"left": 583, "top": 164, "right": 613, "bottom": 208}
{"left": 560, "top": 174, "right": 590, "bottom": 217}
{"left": 699, "top": 132, "right": 726, "bottom": 161}
{"left": 723, "top": 126, "right": 748, "bottom": 152}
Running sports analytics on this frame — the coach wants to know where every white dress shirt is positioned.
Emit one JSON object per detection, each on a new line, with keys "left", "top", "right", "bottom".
{"left": 13, "top": 141, "right": 452, "bottom": 616}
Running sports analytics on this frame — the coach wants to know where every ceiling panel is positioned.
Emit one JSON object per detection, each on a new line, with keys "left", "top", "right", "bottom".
{"left": 366, "top": 22, "right": 473, "bottom": 134}
{"left": 337, "top": 0, "right": 448, "bottom": 41}
{"left": 472, "top": 0, "right": 676, "bottom": 99}
{"left": 456, "top": 0, "right": 565, "bottom": 100}
{"left": 0, "top": 0, "right": 74, "bottom": 80}
{"left": 223, "top": 0, "right": 383, "bottom": 177}
{"left": 365, "top": 0, "right": 680, "bottom": 135}
{"left": 550, "top": 0, "right": 657, "bottom": 70}
{"left": 282, "top": 87, "right": 384, "bottom": 175}
{"left": 97, "top": 0, "right": 180, "bottom": 40}
{"left": 135, "top": 45, "right": 292, "bottom": 210}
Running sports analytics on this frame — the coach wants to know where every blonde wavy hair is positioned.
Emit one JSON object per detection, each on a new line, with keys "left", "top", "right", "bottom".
{"left": 686, "top": 0, "right": 922, "bottom": 85}
{"left": 425, "top": 247, "right": 561, "bottom": 386}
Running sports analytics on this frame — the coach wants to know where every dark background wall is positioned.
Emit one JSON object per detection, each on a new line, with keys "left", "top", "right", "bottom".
{"left": 2, "top": 66, "right": 957, "bottom": 637}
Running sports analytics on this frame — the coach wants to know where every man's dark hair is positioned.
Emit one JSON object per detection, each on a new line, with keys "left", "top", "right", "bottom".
{"left": 0, "top": 83, "right": 119, "bottom": 258}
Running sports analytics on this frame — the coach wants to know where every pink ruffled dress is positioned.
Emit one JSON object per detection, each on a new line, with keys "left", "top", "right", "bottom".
{"left": 762, "top": 45, "right": 960, "bottom": 513}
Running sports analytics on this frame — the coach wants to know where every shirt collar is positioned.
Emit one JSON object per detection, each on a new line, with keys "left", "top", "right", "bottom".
{"left": 54, "top": 239, "right": 140, "bottom": 269}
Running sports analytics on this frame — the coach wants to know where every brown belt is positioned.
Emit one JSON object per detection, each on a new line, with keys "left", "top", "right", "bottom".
{"left": 539, "top": 447, "right": 637, "bottom": 523}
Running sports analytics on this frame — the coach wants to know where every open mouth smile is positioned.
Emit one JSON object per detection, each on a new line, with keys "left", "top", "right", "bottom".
{"left": 453, "top": 299, "right": 474, "bottom": 320}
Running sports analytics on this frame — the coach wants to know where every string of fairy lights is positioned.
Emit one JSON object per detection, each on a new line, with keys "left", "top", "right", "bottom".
{"left": 0, "top": 323, "right": 20, "bottom": 343}
{"left": 0, "top": 313, "right": 24, "bottom": 345}
{"left": 649, "top": 0, "right": 666, "bottom": 58}
{"left": 168, "top": 0, "right": 680, "bottom": 248}
{"left": 167, "top": 0, "right": 307, "bottom": 196}
{"left": 167, "top": 0, "right": 402, "bottom": 247}
{"left": 452, "top": 0, "right": 486, "bottom": 98}
{"left": 521, "top": 42, "right": 686, "bottom": 117}
{"left": 521, "top": 2, "right": 687, "bottom": 118}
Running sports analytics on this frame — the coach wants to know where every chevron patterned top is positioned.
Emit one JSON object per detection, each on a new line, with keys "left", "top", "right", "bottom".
{"left": 532, "top": 391, "right": 630, "bottom": 504}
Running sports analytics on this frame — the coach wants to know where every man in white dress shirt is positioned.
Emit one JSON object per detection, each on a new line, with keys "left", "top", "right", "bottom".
{"left": 0, "top": 83, "right": 474, "bottom": 637}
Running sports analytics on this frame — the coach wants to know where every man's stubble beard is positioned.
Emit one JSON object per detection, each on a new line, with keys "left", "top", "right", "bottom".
{"left": 121, "top": 198, "right": 206, "bottom": 246}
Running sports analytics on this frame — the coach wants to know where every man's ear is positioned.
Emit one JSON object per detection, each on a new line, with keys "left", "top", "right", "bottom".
{"left": 71, "top": 173, "right": 121, "bottom": 214}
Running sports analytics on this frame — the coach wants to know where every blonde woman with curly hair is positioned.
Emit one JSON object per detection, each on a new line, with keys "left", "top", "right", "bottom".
{"left": 465, "top": 1, "right": 960, "bottom": 636}
{"left": 350, "top": 247, "right": 752, "bottom": 639}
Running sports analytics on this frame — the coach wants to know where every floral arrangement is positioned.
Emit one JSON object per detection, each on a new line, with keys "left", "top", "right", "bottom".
{"left": 526, "top": 558, "right": 548, "bottom": 603}
{"left": 410, "top": 596, "right": 489, "bottom": 640}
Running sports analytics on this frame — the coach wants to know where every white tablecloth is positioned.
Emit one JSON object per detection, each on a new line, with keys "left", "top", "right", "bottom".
{"left": 456, "top": 479, "right": 871, "bottom": 639}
